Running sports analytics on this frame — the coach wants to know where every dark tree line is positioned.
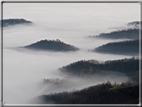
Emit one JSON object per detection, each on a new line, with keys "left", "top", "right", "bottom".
{"left": 1, "top": 18, "right": 32, "bottom": 27}
{"left": 37, "top": 82, "right": 139, "bottom": 104}
{"left": 93, "top": 39, "right": 140, "bottom": 56}
{"left": 92, "top": 28, "right": 139, "bottom": 39}
{"left": 88, "top": 21, "right": 142, "bottom": 39}
{"left": 127, "top": 21, "right": 142, "bottom": 26}
{"left": 59, "top": 57, "right": 140, "bottom": 82}
{"left": 23, "top": 39, "right": 79, "bottom": 52}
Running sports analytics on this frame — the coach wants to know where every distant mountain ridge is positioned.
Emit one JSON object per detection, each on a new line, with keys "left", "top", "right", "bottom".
{"left": 88, "top": 21, "right": 141, "bottom": 39}
{"left": 23, "top": 39, "right": 79, "bottom": 52}
{"left": 1, "top": 18, "right": 32, "bottom": 27}
{"left": 90, "top": 28, "right": 139, "bottom": 39}
{"left": 93, "top": 39, "right": 139, "bottom": 56}
{"left": 59, "top": 57, "right": 139, "bottom": 82}
{"left": 127, "top": 21, "right": 142, "bottom": 26}
{"left": 37, "top": 82, "right": 139, "bottom": 104}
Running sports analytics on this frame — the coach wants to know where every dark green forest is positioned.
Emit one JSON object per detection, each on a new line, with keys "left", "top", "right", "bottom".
{"left": 37, "top": 82, "right": 139, "bottom": 104}
{"left": 1, "top": 18, "right": 32, "bottom": 27}
{"left": 23, "top": 39, "right": 79, "bottom": 52}
{"left": 59, "top": 57, "right": 139, "bottom": 82}
{"left": 89, "top": 28, "right": 139, "bottom": 39}
{"left": 93, "top": 39, "right": 139, "bottom": 56}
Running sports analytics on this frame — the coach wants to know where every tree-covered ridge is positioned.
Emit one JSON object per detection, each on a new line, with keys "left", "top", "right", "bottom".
{"left": 93, "top": 39, "right": 139, "bottom": 56}
{"left": 1, "top": 18, "right": 32, "bottom": 27}
{"left": 23, "top": 39, "right": 79, "bottom": 52}
{"left": 127, "top": 21, "right": 142, "bottom": 26}
{"left": 59, "top": 58, "right": 139, "bottom": 82}
{"left": 37, "top": 82, "right": 139, "bottom": 104}
{"left": 90, "top": 28, "right": 139, "bottom": 39}
{"left": 88, "top": 21, "right": 142, "bottom": 39}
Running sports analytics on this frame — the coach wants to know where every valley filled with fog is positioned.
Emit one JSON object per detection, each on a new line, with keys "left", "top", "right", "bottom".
{"left": 2, "top": 3, "right": 140, "bottom": 104}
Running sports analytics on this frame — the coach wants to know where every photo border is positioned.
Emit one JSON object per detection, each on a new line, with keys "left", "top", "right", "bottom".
{"left": 1, "top": 1, "right": 142, "bottom": 107}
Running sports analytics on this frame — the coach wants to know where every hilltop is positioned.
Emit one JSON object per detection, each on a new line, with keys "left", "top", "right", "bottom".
{"left": 1, "top": 18, "right": 32, "bottom": 27}
{"left": 88, "top": 21, "right": 141, "bottom": 39}
{"left": 127, "top": 21, "right": 142, "bottom": 26}
{"left": 59, "top": 58, "right": 139, "bottom": 82}
{"left": 90, "top": 28, "right": 139, "bottom": 39}
{"left": 93, "top": 39, "right": 139, "bottom": 56}
{"left": 23, "top": 39, "right": 79, "bottom": 52}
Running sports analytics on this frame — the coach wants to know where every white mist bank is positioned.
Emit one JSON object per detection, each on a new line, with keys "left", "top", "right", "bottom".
{"left": 38, "top": 71, "right": 130, "bottom": 95}
{"left": 3, "top": 47, "right": 132, "bottom": 104}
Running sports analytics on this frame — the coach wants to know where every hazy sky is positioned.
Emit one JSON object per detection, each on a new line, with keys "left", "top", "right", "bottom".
{"left": 3, "top": 3, "right": 140, "bottom": 47}
{"left": 3, "top": 3, "right": 140, "bottom": 25}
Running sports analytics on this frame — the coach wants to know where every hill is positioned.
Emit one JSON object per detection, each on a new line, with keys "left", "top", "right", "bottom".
{"left": 127, "top": 21, "right": 142, "bottom": 26}
{"left": 37, "top": 82, "right": 139, "bottom": 104}
{"left": 23, "top": 39, "right": 79, "bottom": 52}
{"left": 88, "top": 21, "right": 142, "bottom": 39}
{"left": 93, "top": 39, "right": 139, "bottom": 56}
{"left": 1, "top": 18, "right": 32, "bottom": 27}
{"left": 90, "top": 28, "right": 139, "bottom": 39}
{"left": 59, "top": 58, "right": 139, "bottom": 82}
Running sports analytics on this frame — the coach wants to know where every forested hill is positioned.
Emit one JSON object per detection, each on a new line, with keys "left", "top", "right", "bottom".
{"left": 0, "top": 18, "right": 32, "bottom": 27}
{"left": 90, "top": 28, "right": 139, "bottom": 39}
{"left": 23, "top": 39, "right": 79, "bottom": 52}
{"left": 59, "top": 58, "right": 139, "bottom": 82}
{"left": 93, "top": 39, "right": 139, "bottom": 56}
{"left": 127, "top": 21, "right": 142, "bottom": 26}
{"left": 37, "top": 82, "right": 139, "bottom": 104}
{"left": 88, "top": 21, "right": 142, "bottom": 39}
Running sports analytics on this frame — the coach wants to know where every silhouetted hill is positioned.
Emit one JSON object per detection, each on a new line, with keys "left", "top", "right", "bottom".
{"left": 88, "top": 21, "right": 142, "bottom": 39}
{"left": 1, "top": 18, "right": 32, "bottom": 27}
{"left": 127, "top": 21, "right": 142, "bottom": 26}
{"left": 59, "top": 58, "right": 139, "bottom": 82}
{"left": 23, "top": 39, "right": 79, "bottom": 52}
{"left": 93, "top": 39, "right": 139, "bottom": 56}
{"left": 90, "top": 28, "right": 139, "bottom": 39}
{"left": 37, "top": 82, "right": 139, "bottom": 104}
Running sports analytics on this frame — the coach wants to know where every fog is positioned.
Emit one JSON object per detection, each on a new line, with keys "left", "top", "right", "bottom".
{"left": 2, "top": 3, "right": 140, "bottom": 104}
